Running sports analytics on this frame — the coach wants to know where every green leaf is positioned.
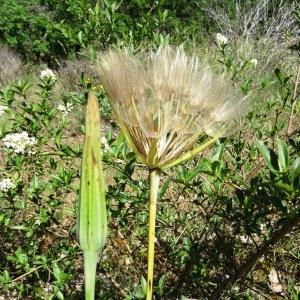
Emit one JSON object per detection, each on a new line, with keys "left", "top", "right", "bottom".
{"left": 158, "top": 274, "right": 166, "bottom": 291}
{"left": 290, "top": 157, "right": 300, "bottom": 181}
{"left": 140, "top": 276, "right": 147, "bottom": 295}
{"left": 78, "top": 31, "right": 84, "bottom": 46}
{"left": 2, "top": 270, "right": 10, "bottom": 283}
{"left": 277, "top": 139, "right": 289, "bottom": 172}
{"left": 212, "top": 142, "right": 225, "bottom": 162}
{"left": 257, "top": 141, "right": 278, "bottom": 173}
{"left": 159, "top": 177, "right": 171, "bottom": 198}
{"left": 55, "top": 291, "right": 64, "bottom": 300}
{"left": 275, "top": 181, "right": 293, "bottom": 193}
{"left": 274, "top": 68, "right": 291, "bottom": 86}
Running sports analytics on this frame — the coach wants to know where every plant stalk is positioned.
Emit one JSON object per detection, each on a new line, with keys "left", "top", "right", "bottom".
{"left": 83, "top": 251, "right": 99, "bottom": 300}
{"left": 287, "top": 62, "right": 300, "bottom": 135}
{"left": 146, "top": 168, "right": 161, "bottom": 300}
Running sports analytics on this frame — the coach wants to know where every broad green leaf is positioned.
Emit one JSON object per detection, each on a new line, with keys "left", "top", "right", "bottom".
{"left": 290, "top": 157, "right": 300, "bottom": 181}
{"left": 257, "top": 141, "right": 278, "bottom": 173}
{"left": 141, "top": 276, "right": 147, "bottom": 295}
{"left": 212, "top": 142, "right": 225, "bottom": 162}
{"left": 277, "top": 139, "right": 289, "bottom": 172}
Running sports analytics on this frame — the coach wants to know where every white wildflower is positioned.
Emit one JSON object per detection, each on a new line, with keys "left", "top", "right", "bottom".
{"left": 100, "top": 136, "right": 110, "bottom": 152}
{"left": 40, "top": 68, "right": 57, "bottom": 81}
{"left": 0, "top": 105, "right": 9, "bottom": 116}
{"left": 216, "top": 33, "right": 228, "bottom": 46}
{"left": 0, "top": 178, "right": 15, "bottom": 192}
{"left": 268, "top": 268, "right": 283, "bottom": 293}
{"left": 239, "top": 235, "right": 252, "bottom": 244}
{"left": 2, "top": 131, "right": 37, "bottom": 154}
{"left": 57, "top": 103, "right": 73, "bottom": 116}
{"left": 260, "top": 223, "right": 267, "bottom": 232}
{"left": 249, "top": 58, "right": 258, "bottom": 67}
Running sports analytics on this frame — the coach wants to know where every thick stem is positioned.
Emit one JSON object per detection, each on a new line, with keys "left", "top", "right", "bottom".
{"left": 146, "top": 168, "right": 161, "bottom": 300}
{"left": 83, "top": 251, "right": 99, "bottom": 300}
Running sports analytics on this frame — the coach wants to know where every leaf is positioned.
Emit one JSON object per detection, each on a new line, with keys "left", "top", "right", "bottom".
{"left": 290, "top": 157, "right": 300, "bottom": 181}
{"left": 158, "top": 274, "right": 166, "bottom": 291}
{"left": 77, "top": 31, "right": 83, "bottom": 46}
{"left": 95, "top": 1, "right": 100, "bottom": 15}
{"left": 212, "top": 142, "right": 225, "bottom": 162}
{"left": 257, "top": 141, "right": 279, "bottom": 173}
{"left": 140, "top": 276, "right": 147, "bottom": 295}
{"left": 55, "top": 290, "right": 64, "bottom": 300}
{"left": 277, "top": 139, "right": 289, "bottom": 172}
{"left": 159, "top": 177, "right": 171, "bottom": 198}
{"left": 274, "top": 68, "right": 291, "bottom": 86}
{"left": 275, "top": 181, "right": 293, "bottom": 193}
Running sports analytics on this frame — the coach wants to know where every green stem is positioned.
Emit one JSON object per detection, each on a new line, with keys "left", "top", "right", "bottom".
{"left": 146, "top": 168, "right": 161, "bottom": 300}
{"left": 83, "top": 251, "right": 99, "bottom": 300}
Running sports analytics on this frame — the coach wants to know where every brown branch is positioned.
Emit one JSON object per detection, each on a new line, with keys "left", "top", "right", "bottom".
{"left": 209, "top": 213, "right": 300, "bottom": 300}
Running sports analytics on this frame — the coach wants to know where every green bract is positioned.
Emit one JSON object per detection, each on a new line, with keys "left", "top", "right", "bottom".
{"left": 77, "top": 93, "right": 107, "bottom": 300}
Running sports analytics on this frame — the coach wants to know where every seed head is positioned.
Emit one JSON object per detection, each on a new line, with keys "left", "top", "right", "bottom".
{"left": 98, "top": 46, "right": 245, "bottom": 169}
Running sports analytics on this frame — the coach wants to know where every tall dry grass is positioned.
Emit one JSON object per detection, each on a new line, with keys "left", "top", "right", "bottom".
{"left": 0, "top": 44, "right": 24, "bottom": 88}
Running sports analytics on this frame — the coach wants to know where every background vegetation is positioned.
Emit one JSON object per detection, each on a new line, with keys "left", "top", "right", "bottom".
{"left": 0, "top": 0, "right": 299, "bottom": 299}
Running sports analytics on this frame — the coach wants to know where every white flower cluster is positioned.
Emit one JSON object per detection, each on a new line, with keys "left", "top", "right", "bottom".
{"left": 0, "top": 105, "right": 9, "bottom": 116}
{"left": 2, "top": 131, "right": 37, "bottom": 154}
{"left": 216, "top": 33, "right": 228, "bottom": 46}
{"left": 0, "top": 178, "right": 15, "bottom": 192}
{"left": 57, "top": 103, "right": 74, "bottom": 116}
{"left": 40, "top": 68, "right": 57, "bottom": 81}
{"left": 101, "top": 136, "right": 110, "bottom": 152}
{"left": 249, "top": 58, "right": 258, "bottom": 67}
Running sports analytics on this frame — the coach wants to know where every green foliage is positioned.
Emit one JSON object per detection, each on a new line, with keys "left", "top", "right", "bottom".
{"left": 0, "top": 0, "right": 216, "bottom": 62}
{"left": 0, "top": 2, "right": 300, "bottom": 299}
{"left": 258, "top": 140, "right": 300, "bottom": 197}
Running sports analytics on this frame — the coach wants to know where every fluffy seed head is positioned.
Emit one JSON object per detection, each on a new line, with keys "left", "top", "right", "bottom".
{"left": 98, "top": 46, "right": 245, "bottom": 168}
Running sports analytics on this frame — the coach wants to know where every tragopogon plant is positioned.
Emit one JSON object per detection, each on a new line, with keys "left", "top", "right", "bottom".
{"left": 77, "top": 93, "right": 107, "bottom": 300}
{"left": 98, "top": 46, "right": 245, "bottom": 299}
